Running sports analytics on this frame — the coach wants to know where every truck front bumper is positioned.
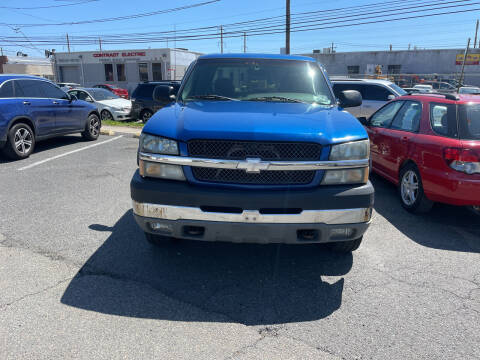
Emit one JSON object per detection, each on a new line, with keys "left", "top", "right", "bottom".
{"left": 130, "top": 170, "right": 374, "bottom": 244}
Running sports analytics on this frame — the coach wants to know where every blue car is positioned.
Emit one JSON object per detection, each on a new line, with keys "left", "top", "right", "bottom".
{"left": 0, "top": 75, "right": 101, "bottom": 160}
{"left": 130, "top": 54, "right": 374, "bottom": 252}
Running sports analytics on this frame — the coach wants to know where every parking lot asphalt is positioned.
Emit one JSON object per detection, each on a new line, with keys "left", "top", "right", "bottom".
{"left": 1, "top": 135, "right": 479, "bottom": 360}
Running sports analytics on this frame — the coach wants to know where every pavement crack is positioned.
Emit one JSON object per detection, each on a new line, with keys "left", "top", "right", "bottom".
{"left": 0, "top": 277, "right": 73, "bottom": 310}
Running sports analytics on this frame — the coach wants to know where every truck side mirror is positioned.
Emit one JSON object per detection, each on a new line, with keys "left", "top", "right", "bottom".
{"left": 338, "top": 90, "right": 362, "bottom": 108}
{"left": 153, "top": 85, "right": 176, "bottom": 104}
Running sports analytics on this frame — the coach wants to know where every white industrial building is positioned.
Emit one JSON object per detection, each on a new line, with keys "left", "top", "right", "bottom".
{"left": 0, "top": 55, "right": 54, "bottom": 80}
{"left": 53, "top": 48, "right": 201, "bottom": 93}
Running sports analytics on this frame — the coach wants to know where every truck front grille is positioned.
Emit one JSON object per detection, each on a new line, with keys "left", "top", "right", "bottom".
{"left": 187, "top": 140, "right": 321, "bottom": 161}
{"left": 191, "top": 168, "right": 315, "bottom": 185}
{"left": 188, "top": 140, "right": 320, "bottom": 185}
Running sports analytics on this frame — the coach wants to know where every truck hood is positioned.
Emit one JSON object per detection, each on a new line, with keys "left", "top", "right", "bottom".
{"left": 143, "top": 101, "right": 367, "bottom": 145}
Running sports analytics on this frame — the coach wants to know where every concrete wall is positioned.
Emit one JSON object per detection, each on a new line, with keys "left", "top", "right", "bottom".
{"left": 303, "top": 49, "right": 480, "bottom": 86}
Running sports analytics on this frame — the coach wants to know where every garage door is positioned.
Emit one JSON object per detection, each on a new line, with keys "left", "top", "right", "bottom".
{"left": 60, "top": 66, "right": 81, "bottom": 83}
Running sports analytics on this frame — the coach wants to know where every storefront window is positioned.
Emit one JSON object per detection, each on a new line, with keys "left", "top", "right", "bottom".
{"left": 152, "top": 63, "right": 162, "bottom": 81}
{"left": 116, "top": 64, "right": 126, "bottom": 81}
{"left": 104, "top": 64, "right": 114, "bottom": 81}
{"left": 138, "top": 63, "right": 148, "bottom": 82}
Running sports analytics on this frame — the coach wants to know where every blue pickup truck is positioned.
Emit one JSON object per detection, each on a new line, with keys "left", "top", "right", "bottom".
{"left": 130, "top": 54, "right": 374, "bottom": 252}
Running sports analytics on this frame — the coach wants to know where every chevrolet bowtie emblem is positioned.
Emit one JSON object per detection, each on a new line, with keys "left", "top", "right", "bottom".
{"left": 237, "top": 158, "right": 269, "bottom": 173}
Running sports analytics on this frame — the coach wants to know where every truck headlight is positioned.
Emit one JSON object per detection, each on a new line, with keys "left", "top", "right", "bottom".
{"left": 322, "top": 140, "right": 369, "bottom": 185}
{"left": 139, "top": 161, "right": 186, "bottom": 180}
{"left": 140, "top": 133, "right": 179, "bottom": 155}
{"left": 139, "top": 134, "right": 184, "bottom": 180}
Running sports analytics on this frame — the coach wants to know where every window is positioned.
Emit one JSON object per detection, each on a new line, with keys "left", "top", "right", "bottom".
{"left": 459, "top": 104, "right": 480, "bottom": 140}
{"left": 391, "top": 101, "right": 421, "bottom": 132}
{"left": 116, "top": 64, "right": 126, "bottom": 82}
{"left": 370, "top": 101, "right": 404, "bottom": 127}
{"left": 180, "top": 58, "right": 335, "bottom": 105}
{"left": 347, "top": 66, "right": 360, "bottom": 75}
{"left": 104, "top": 64, "right": 114, "bottom": 81}
{"left": 0, "top": 81, "right": 14, "bottom": 98}
{"left": 387, "top": 65, "right": 402, "bottom": 74}
{"left": 139, "top": 63, "right": 148, "bottom": 82}
{"left": 152, "top": 63, "right": 162, "bottom": 81}
{"left": 14, "top": 80, "right": 45, "bottom": 98}
{"left": 136, "top": 84, "right": 156, "bottom": 98}
{"left": 430, "top": 103, "right": 457, "bottom": 138}
{"left": 38, "top": 81, "right": 68, "bottom": 99}
{"left": 362, "top": 85, "right": 394, "bottom": 101}
{"left": 71, "top": 90, "right": 91, "bottom": 101}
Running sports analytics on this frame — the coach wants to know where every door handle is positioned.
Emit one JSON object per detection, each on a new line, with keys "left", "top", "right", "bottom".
{"left": 52, "top": 101, "right": 59, "bottom": 104}
{"left": 23, "top": 101, "right": 31, "bottom": 105}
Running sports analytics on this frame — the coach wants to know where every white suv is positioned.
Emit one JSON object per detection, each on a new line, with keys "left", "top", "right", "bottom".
{"left": 331, "top": 78, "right": 407, "bottom": 119}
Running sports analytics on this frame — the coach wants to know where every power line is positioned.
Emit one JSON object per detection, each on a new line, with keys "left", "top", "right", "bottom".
{"left": 0, "top": 0, "right": 98, "bottom": 10}
{"left": 0, "top": 0, "right": 220, "bottom": 27}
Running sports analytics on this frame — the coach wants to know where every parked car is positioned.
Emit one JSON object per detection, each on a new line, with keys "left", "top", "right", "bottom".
{"left": 331, "top": 78, "right": 407, "bottom": 119}
{"left": 0, "top": 75, "right": 100, "bottom": 160}
{"left": 131, "top": 54, "right": 374, "bottom": 252}
{"left": 68, "top": 88, "right": 132, "bottom": 121}
{"left": 421, "top": 81, "right": 457, "bottom": 92}
{"left": 362, "top": 93, "right": 479, "bottom": 215}
{"left": 459, "top": 86, "right": 480, "bottom": 94}
{"left": 94, "top": 84, "right": 129, "bottom": 99}
{"left": 57, "top": 82, "right": 80, "bottom": 91}
{"left": 412, "top": 84, "right": 434, "bottom": 92}
{"left": 130, "top": 81, "right": 181, "bottom": 123}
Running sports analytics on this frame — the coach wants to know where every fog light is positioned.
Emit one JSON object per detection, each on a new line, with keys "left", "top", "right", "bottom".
{"left": 140, "top": 160, "right": 186, "bottom": 180}
{"left": 149, "top": 222, "right": 173, "bottom": 234}
{"left": 330, "top": 228, "right": 354, "bottom": 240}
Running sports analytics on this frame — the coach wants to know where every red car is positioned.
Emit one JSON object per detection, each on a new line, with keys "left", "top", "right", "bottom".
{"left": 94, "top": 84, "right": 129, "bottom": 99}
{"left": 363, "top": 93, "right": 480, "bottom": 215}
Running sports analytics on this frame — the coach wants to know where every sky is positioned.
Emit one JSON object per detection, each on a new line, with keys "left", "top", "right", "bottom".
{"left": 0, "top": 0, "right": 478, "bottom": 57}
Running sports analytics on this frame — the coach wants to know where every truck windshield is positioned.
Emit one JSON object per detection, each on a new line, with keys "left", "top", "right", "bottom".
{"left": 180, "top": 58, "right": 335, "bottom": 105}
{"left": 459, "top": 104, "right": 480, "bottom": 140}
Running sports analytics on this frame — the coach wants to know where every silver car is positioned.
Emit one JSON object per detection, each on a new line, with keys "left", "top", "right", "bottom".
{"left": 331, "top": 78, "right": 407, "bottom": 119}
{"left": 68, "top": 88, "right": 132, "bottom": 121}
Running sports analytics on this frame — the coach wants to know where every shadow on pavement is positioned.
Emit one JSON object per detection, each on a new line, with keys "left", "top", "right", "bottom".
{"left": 372, "top": 174, "right": 480, "bottom": 253}
{"left": 0, "top": 135, "right": 85, "bottom": 164}
{"left": 61, "top": 210, "right": 352, "bottom": 325}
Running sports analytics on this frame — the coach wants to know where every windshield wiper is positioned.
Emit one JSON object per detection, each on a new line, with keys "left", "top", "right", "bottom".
{"left": 246, "top": 96, "right": 305, "bottom": 103}
{"left": 187, "top": 94, "right": 239, "bottom": 101}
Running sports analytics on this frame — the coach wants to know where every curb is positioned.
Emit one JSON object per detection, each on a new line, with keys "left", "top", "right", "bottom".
{"left": 100, "top": 129, "right": 141, "bottom": 139}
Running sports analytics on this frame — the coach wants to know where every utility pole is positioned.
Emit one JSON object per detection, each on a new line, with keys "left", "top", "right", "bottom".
{"left": 243, "top": 32, "right": 247, "bottom": 53}
{"left": 475, "top": 20, "right": 479, "bottom": 48}
{"left": 458, "top": 38, "right": 471, "bottom": 91}
{"left": 331, "top": 42, "right": 335, "bottom": 53}
{"left": 220, "top": 25, "right": 224, "bottom": 53}
{"left": 0, "top": 47, "right": 3, "bottom": 56}
{"left": 286, "top": 0, "right": 290, "bottom": 54}
{"left": 66, "top": 33, "right": 70, "bottom": 53}
{"left": 99, "top": 37, "right": 102, "bottom": 52}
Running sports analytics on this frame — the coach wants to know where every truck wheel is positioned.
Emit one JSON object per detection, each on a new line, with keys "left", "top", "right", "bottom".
{"left": 145, "top": 232, "right": 175, "bottom": 245}
{"left": 327, "top": 237, "right": 363, "bottom": 253}
{"left": 2, "top": 122, "right": 35, "bottom": 160}
{"left": 82, "top": 113, "right": 101, "bottom": 141}
{"left": 398, "top": 164, "right": 433, "bottom": 214}
{"left": 140, "top": 109, "right": 153, "bottom": 123}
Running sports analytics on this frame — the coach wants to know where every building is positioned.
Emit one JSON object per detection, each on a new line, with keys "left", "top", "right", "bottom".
{"left": 53, "top": 48, "right": 201, "bottom": 93}
{"left": 0, "top": 55, "right": 54, "bottom": 80}
{"left": 303, "top": 48, "right": 480, "bottom": 86}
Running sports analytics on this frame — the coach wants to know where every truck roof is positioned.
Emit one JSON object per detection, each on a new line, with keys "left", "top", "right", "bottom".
{"left": 198, "top": 53, "right": 316, "bottom": 62}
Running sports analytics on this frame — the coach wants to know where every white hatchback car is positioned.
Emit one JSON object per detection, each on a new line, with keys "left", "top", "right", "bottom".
{"left": 68, "top": 88, "right": 132, "bottom": 121}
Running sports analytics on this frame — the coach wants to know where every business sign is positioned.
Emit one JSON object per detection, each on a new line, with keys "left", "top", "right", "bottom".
{"left": 92, "top": 51, "right": 146, "bottom": 58}
{"left": 455, "top": 53, "right": 480, "bottom": 65}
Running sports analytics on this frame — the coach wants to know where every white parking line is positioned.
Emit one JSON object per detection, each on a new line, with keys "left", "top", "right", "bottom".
{"left": 18, "top": 136, "right": 123, "bottom": 171}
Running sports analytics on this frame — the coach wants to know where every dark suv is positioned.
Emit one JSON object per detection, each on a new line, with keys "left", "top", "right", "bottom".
{"left": 0, "top": 75, "right": 100, "bottom": 160}
{"left": 131, "top": 81, "right": 181, "bottom": 123}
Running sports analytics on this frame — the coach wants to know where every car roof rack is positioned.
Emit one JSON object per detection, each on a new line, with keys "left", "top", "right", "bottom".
{"left": 406, "top": 92, "right": 460, "bottom": 100}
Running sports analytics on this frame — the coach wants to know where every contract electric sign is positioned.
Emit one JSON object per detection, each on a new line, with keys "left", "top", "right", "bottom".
{"left": 92, "top": 51, "right": 147, "bottom": 58}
